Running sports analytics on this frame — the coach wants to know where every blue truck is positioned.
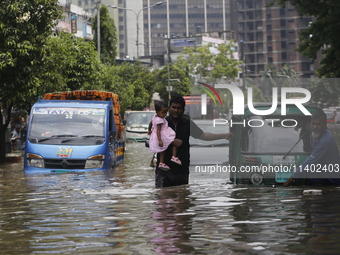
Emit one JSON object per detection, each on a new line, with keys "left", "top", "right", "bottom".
{"left": 24, "top": 91, "right": 125, "bottom": 173}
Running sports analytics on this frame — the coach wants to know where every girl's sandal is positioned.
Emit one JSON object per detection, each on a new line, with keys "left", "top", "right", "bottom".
{"left": 171, "top": 156, "right": 182, "bottom": 165}
{"left": 158, "top": 163, "right": 171, "bottom": 171}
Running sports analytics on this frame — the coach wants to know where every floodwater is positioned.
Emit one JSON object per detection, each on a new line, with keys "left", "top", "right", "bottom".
{"left": 2, "top": 127, "right": 340, "bottom": 254}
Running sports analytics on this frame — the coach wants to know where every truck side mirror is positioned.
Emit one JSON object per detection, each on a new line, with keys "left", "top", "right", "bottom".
{"left": 123, "top": 119, "right": 126, "bottom": 125}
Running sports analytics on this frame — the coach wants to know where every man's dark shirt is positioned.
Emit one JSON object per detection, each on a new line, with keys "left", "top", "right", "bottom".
{"left": 155, "top": 116, "right": 203, "bottom": 187}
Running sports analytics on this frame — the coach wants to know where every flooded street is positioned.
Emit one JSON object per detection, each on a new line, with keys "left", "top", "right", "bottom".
{"left": 2, "top": 127, "right": 340, "bottom": 254}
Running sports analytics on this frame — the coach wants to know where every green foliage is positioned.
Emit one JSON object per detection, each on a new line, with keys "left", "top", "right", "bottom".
{"left": 43, "top": 33, "right": 103, "bottom": 91}
{"left": 244, "top": 85, "right": 267, "bottom": 103}
{"left": 176, "top": 42, "right": 241, "bottom": 82}
{"left": 309, "top": 79, "right": 339, "bottom": 107}
{"left": 0, "top": 0, "right": 62, "bottom": 162}
{"left": 211, "top": 43, "right": 242, "bottom": 79}
{"left": 173, "top": 42, "right": 241, "bottom": 114}
{"left": 103, "top": 62, "right": 156, "bottom": 113}
{"left": 0, "top": 0, "right": 62, "bottom": 106}
{"left": 271, "top": 0, "right": 340, "bottom": 78}
{"left": 154, "top": 64, "right": 191, "bottom": 103}
{"left": 13, "top": 33, "right": 104, "bottom": 112}
{"left": 259, "top": 64, "right": 300, "bottom": 96}
{"left": 92, "top": 5, "right": 118, "bottom": 65}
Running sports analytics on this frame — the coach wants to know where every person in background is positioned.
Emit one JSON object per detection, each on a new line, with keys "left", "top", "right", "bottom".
{"left": 284, "top": 109, "right": 340, "bottom": 186}
{"left": 155, "top": 96, "right": 232, "bottom": 188}
{"left": 11, "top": 126, "right": 22, "bottom": 151}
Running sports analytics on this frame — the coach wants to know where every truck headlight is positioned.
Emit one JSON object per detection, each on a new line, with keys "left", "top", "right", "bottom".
{"left": 85, "top": 154, "right": 105, "bottom": 169}
{"left": 27, "top": 153, "right": 45, "bottom": 168}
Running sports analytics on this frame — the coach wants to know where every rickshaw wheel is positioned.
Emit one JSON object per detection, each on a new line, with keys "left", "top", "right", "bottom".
{"left": 250, "top": 173, "right": 263, "bottom": 185}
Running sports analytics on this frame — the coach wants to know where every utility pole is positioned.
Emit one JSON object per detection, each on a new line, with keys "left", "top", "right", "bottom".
{"left": 167, "top": 38, "right": 171, "bottom": 102}
{"left": 96, "top": 0, "right": 101, "bottom": 59}
{"left": 108, "top": 1, "right": 166, "bottom": 59}
{"left": 239, "top": 40, "right": 245, "bottom": 90}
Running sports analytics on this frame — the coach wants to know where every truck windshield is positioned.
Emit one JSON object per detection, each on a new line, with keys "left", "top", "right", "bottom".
{"left": 29, "top": 107, "right": 105, "bottom": 138}
{"left": 241, "top": 115, "right": 311, "bottom": 154}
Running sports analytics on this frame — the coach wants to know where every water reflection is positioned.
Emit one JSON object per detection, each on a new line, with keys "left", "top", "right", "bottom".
{"left": 228, "top": 186, "right": 340, "bottom": 254}
{"left": 150, "top": 187, "right": 195, "bottom": 254}
{"left": 1, "top": 139, "right": 340, "bottom": 254}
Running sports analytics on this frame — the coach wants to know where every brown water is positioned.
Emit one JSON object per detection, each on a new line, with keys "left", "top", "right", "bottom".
{"left": 1, "top": 126, "right": 340, "bottom": 254}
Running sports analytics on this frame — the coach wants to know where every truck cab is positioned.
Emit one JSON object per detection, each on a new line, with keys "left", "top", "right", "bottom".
{"left": 24, "top": 91, "right": 125, "bottom": 172}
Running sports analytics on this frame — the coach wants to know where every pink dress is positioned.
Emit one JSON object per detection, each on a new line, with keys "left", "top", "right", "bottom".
{"left": 149, "top": 115, "right": 176, "bottom": 153}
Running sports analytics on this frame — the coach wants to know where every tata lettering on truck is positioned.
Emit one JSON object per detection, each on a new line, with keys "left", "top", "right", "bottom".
{"left": 24, "top": 91, "right": 125, "bottom": 172}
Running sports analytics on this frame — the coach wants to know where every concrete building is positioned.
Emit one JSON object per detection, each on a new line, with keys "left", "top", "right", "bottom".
{"left": 63, "top": 0, "right": 318, "bottom": 78}
{"left": 58, "top": 0, "right": 94, "bottom": 40}
{"left": 140, "top": 0, "right": 316, "bottom": 77}
{"left": 142, "top": 0, "right": 232, "bottom": 58}
{"left": 164, "top": 36, "right": 238, "bottom": 64}
{"left": 233, "top": 0, "right": 316, "bottom": 79}
{"left": 69, "top": 0, "right": 152, "bottom": 59}
{"left": 67, "top": 0, "right": 121, "bottom": 54}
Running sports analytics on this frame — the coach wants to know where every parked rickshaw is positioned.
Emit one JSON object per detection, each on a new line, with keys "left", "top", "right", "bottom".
{"left": 229, "top": 103, "right": 320, "bottom": 185}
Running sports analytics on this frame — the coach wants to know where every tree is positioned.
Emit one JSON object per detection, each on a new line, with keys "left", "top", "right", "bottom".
{"left": 176, "top": 45, "right": 214, "bottom": 80}
{"left": 174, "top": 42, "right": 241, "bottom": 116}
{"left": 259, "top": 64, "right": 301, "bottom": 98}
{"left": 279, "top": 64, "right": 299, "bottom": 87}
{"left": 92, "top": 5, "right": 117, "bottom": 65}
{"left": 154, "top": 64, "right": 191, "bottom": 103}
{"left": 244, "top": 84, "right": 267, "bottom": 104}
{"left": 42, "top": 32, "right": 103, "bottom": 92}
{"left": 309, "top": 79, "right": 339, "bottom": 107}
{"left": 211, "top": 43, "right": 242, "bottom": 80}
{"left": 271, "top": 0, "right": 340, "bottom": 78}
{"left": 0, "top": 0, "right": 62, "bottom": 163}
{"left": 175, "top": 42, "right": 241, "bottom": 83}
{"left": 103, "top": 62, "right": 156, "bottom": 113}
{"left": 9, "top": 32, "right": 105, "bottom": 118}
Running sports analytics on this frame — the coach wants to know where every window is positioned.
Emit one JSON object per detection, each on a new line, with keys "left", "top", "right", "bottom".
{"left": 281, "top": 30, "right": 286, "bottom": 38}
{"left": 241, "top": 116, "right": 311, "bottom": 153}
{"left": 280, "top": 8, "right": 286, "bottom": 16}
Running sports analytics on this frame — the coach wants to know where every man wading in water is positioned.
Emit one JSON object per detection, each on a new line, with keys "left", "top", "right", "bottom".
{"left": 154, "top": 96, "right": 232, "bottom": 188}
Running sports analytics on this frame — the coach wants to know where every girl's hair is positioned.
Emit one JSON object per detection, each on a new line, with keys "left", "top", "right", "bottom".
{"left": 154, "top": 101, "right": 168, "bottom": 111}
